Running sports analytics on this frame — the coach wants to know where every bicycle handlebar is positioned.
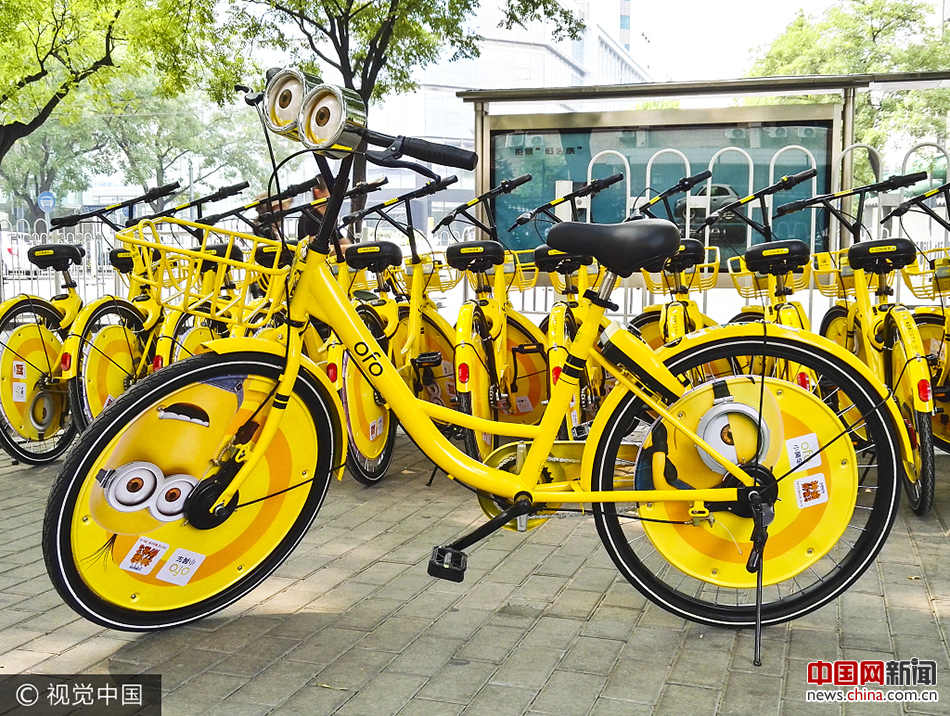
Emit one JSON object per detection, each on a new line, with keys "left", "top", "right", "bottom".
{"left": 697, "top": 168, "right": 818, "bottom": 231}
{"left": 882, "top": 177, "right": 950, "bottom": 222}
{"left": 258, "top": 178, "right": 390, "bottom": 226}
{"left": 775, "top": 171, "right": 926, "bottom": 217}
{"left": 434, "top": 174, "right": 533, "bottom": 231}
{"left": 363, "top": 130, "right": 478, "bottom": 171}
{"left": 201, "top": 176, "right": 332, "bottom": 226}
{"left": 340, "top": 175, "right": 456, "bottom": 227}
{"left": 639, "top": 169, "right": 713, "bottom": 212}
{"left": 52, "top": 181, "right": 181, "bottom": 228}
{"left": 128, "top": 181, "right": 250, "bottom": 226}
{"left": 508, "top": 173, "right": 624, "bottom": 231}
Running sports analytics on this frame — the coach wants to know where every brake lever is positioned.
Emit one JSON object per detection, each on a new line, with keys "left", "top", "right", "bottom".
{"left": 366, "top": 149, "right": 439, "bottom": 182}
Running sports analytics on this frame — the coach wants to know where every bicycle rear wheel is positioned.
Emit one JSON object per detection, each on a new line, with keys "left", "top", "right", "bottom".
{"left": 591, "top": 330, "right": 900, "bottom": 627}
{"left": 69, "top": 301, "right": 148, "bottom": 430}
{"left": 43, "top": 351, "right": 340, "bottom": 630}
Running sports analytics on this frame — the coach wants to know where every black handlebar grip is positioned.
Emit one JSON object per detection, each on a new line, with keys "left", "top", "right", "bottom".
{"left": 400, "top": 137, "right": 478, "bottom": 171}
{"left": 595, "top": 173, "right": 625, "bottom": 190}
{"left": 50, "top": 215, "right": 79, "bottom": 228}
{"left": 774, "top": 198, "right": 811, "bottom": 217}
{"left": 144, "top": 181, "right": 181, "bottom": 202}
{"left": 888, "top": 171, "right": 928, "bottom": 189}
{"left": 781, "top": 168, "right": 818, "bottom": 189}
{"left": 212, "top": 181, "right": 250, "bottom": 201}
{"left": 503, "top": 174, "right": 533, "bottom": 192}
{"left": 681, "top": 169, "right": 713, "bottom": 191}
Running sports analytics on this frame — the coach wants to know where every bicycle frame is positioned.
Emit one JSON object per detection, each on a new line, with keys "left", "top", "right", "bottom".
{"left": 206, "top": 248, "right": 803, "bottom": 516}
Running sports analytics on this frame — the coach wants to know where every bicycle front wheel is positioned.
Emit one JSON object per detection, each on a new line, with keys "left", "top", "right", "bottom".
{"left": 43, "top": 351, "right": 341, "bottom": 630}
{"left": 591, "top": 330, "right": 901, "bottom": 627}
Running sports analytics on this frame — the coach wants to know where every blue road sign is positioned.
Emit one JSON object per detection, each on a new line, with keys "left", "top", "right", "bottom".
{"left": 37, "top": 191, "right": 55, "bottom": 213}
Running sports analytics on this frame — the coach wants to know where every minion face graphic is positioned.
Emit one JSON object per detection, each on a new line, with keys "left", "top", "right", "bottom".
{"left": 89, "top": 461, "right": 199, "bottom": 535}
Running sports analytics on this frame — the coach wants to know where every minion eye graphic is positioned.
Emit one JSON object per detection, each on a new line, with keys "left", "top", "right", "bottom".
{"left": 102, "top": 462, "right": 162, "bottom": 512}
{"left": 150, "top": 475, "right": 198, "bottom": 521}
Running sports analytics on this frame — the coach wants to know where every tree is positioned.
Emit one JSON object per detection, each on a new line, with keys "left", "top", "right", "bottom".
{"left": 0, "top": 0, "right": 216, "bottom": 166}
{"left": 218, "top": 0, "right": 584, "bottom": 199}
{"left": 0, "top": 112, "right": 109, "bottom": 224}
{"left": 97, "top": 80, "right": 278, "bottom": 211}
{"left": 750, "top": 0, "right": 950, "bottom": 167}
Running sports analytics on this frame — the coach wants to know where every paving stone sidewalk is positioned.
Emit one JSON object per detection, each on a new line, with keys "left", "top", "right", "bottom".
{"left": 0, "top": 439, "right": 946, "bottom": 715}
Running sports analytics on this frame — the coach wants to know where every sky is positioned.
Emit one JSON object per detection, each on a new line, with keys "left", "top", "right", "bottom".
{"left": 629, "top": 0, "right": 840, "bottom": 81}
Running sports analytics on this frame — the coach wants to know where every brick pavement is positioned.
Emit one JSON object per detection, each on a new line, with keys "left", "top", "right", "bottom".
{"left": 0, "top": 438, "right": 946, "bottom": 715}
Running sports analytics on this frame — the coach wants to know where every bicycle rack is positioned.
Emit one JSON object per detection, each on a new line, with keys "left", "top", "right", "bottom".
{"left": 702, "top": 147, "right": 755, "bottom": 312}
{"left": 900, "top": 142, "right": 950, "bottom": 250}
{"left": 769, "top": 145, "right": 818, "bottom": 321}
{"left": 642, "top": 149, "right": 692, "bottom": 311}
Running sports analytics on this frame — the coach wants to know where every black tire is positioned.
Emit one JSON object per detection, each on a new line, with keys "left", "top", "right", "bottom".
{"left": 591, "top": 333, "right": 901, "bottom": 627}
{"left": 0, "top": 299, "right": 76, "bottom": 464}
{"left": 69, "top": 300, "right": 148, "bottom": 431}
{"left": 905, "top": 410, "right": 935, "bottom": 515}
{"left": 340, "top": 306, "right": 397, "bottom": 485}
{"left": 43, "top": 351, "right": 341, "bottom": 630}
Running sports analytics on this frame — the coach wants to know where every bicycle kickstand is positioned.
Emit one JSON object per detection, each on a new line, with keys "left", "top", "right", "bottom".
{"left": 746, "top": 490, "right": 774, "bottom": 667}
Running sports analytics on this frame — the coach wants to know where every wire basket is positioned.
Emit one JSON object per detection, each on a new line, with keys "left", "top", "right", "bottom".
{"left": 550, "top": 261, "right": 606, "bottom": 294}
{"left": 116, "top": 218, "right": 302, "bottom": 331}
{"left": 642, "top": 246, "right": 720, "bottom": 295}
{"left": 727, "top": 253, "right": 811, "bottom": 299}
{"left": 464, "top": 248, "right": 539, "bottom": 293}
{"left": 402, "top": 252, "right": 463, "bottom": 292}
{"left": 901, "top": 248, "right": 950, "bottom": 299}
{"left": 813, "top": 249, "right": 892, "bottom": 298}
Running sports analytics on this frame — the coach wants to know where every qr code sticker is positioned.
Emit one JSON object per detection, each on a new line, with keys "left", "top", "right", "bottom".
{"left": 515, "top": 395, "right": 533, "bottom": 413}
{"left": 119, "top": 537, "right": 169, "bottom": 575}
{"left": 11, "top": 383, "right": 26, "bottom": 403}
{"left": 794, "top": 474, "right": 829, "bottom": 509}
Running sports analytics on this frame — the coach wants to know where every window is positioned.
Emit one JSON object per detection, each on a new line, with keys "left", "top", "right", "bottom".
{"left": 620, "top": 15, "right": 630, "bottom": 29}
{"left": 713, "top": 186, "right": 731, "bottom": 197}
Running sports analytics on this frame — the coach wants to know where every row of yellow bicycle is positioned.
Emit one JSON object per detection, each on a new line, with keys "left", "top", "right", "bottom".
{"left": 24, "top": 67, "right": 948, "bottom": 665}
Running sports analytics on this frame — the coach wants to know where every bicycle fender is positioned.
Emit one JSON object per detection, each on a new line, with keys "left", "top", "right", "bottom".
{"left": 61, "top": 296, "right": 141, "bottom": 379}
{"left": 889, "top": 306, "right": 934, "bottom": 413}
{"left": 453, "top": 302, "right": 479, "bottom": 394}
{"left": 913, "top": 305, "right": 946, "bottom": 318}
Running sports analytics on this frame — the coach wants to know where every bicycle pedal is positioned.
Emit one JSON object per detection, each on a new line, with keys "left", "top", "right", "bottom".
{"left": 428, "top": 546, "right": 467, "bottom": 582}
{"left": 412, "top": 351, "right": 443, "bottom": 368}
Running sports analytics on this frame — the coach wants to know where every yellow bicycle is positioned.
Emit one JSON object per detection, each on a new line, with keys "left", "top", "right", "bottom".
{"left": 778, "top": 172, "right": 935, "bottom": 514}
{"left": 43, "top": 82, "right": 909, "bottom": 665}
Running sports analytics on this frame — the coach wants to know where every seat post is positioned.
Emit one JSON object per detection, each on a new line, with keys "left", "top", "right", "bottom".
{"left": 598, "top": 272, "right": 618, "bottom": 302}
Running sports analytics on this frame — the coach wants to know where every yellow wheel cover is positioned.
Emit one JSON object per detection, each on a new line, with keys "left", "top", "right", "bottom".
{"left": 0, "top": 323, "right": 66, "bottom": 440}
{"left": 174, "top": 326, "right": 216, "bottom": 362}
{"left": 70, "top": 375, "right": 319, "bottom": 611}
{"left": 637, "top": 376, "right": 857, "bottom": 588}
{"left": 83, "top": 325, "right": 142, "bottom": 417}
{"left": 342, "top": 354, "right": 390, "bottom": 460}
{"left": 391, "top": 316, "right": 457, "bottom": 409}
